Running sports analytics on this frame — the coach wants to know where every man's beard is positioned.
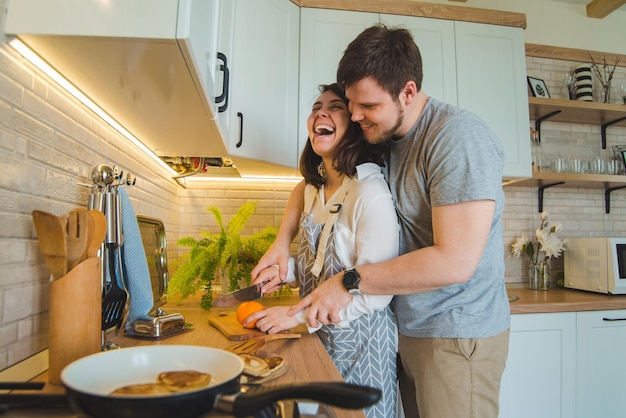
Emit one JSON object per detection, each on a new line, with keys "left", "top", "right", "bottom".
{"left": 364, "top": 106, "right": 404, "bottom": 144}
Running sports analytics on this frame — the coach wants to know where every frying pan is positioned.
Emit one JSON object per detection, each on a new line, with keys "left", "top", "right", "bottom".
{"left": 60, "top": 345, "right": 380, "bottom": 418}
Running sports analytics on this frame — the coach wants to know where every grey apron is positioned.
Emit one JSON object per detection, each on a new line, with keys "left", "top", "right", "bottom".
{"left": 297, "top": 183, "right": 398, "bottom": 418}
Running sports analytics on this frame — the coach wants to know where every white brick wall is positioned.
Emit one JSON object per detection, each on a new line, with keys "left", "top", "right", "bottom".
{"left": 1, "top": 13, "right": 626, "bottom": 369}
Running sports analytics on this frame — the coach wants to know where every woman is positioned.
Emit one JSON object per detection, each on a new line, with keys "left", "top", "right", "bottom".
{"left": 245, "top": 84, "right": 399, "bottom": 418}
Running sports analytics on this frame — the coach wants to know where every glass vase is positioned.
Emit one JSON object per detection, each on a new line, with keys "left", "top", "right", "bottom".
{"left": 538, "top": 259, "right": 550, "bottom": 291}
{"left": 528, "top": 261, "right": 539, "bottom": 290}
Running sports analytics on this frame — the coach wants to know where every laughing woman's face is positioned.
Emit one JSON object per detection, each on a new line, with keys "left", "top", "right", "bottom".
{"left": 307, "top": 90, "right": 350, "bottom": 159}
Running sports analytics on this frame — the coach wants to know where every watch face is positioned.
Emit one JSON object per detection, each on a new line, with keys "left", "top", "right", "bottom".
{"left": 343, "top": 270, "right": 360, "bottom": 290}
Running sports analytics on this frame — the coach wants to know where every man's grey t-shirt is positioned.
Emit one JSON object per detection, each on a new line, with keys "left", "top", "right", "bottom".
{"left": 387, "top": 97, "right": 509, "bottom": 338}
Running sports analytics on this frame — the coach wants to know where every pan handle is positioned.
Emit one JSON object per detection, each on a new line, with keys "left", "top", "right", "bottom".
{"left": 217, "top": 382, "right": 381, "bottom": 417}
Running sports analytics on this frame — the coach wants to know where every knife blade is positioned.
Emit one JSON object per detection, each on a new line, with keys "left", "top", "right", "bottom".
{"left": 212, "top": 282, "right": 266, "bottom": 307}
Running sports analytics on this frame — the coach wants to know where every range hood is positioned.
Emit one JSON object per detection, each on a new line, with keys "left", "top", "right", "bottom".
{"left": 4, "top": 0, "right": 233, "bottom": 167}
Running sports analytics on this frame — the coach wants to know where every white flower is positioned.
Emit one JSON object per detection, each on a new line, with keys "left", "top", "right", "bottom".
{"left": 551, "top": 223, "right": 563, "bottom": 234}
{"left": 511, "top": 234, "right": 530, "bottom": 257}
{"left": 510, "top": 212, "right": 565, "bottom": 263}
{"left": 542, "top": 234, "right": 565, "bottom": 259}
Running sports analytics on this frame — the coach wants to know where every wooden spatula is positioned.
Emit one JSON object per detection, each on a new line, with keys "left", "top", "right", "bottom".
{"left": 86, "top": 209, "right": 106, "bottom": 258}
{"left": 32, "top": 210, "right": 67, "bottom": 280}
{"left": 225, "top": 333, "right": 301, "bottom": 354}
{"left": 66, "top": 209, "right": 89, "bottom": 272}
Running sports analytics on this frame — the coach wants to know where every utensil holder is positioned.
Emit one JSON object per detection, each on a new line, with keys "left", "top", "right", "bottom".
{"left": 48, "top": 257, "right": 102, "bottom": 385}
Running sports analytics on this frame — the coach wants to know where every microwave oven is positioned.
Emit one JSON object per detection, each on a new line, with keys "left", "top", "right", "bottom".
{"left": 564, "top": 237, "right": 626, "bottom": 294}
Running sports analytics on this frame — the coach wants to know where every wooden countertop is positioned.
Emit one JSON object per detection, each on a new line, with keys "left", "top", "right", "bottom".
{"left": 508, "top": 287, "right": 626, "bottom": 314}
{"left": 26, "top": 294, "right": 366, "bottom": 418}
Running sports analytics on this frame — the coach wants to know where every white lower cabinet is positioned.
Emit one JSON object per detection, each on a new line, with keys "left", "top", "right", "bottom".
{"left": 499, "top": 312, "right": 576, "bottom": 418}
{"left": 500, "top": 310, "right": 626, "bottom": 418}
{"left": 575, "top": 310, "right": 626, "bottom": 418}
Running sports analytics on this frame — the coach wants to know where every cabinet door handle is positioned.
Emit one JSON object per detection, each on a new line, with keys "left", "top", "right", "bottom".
{"left": 236, "top": 112, "right": 243, "bottom": 148}
{"left": 602, "top": 317, "right": 626, "bottom": 321}
{"left": 215, "top": 52, "right": 230, "bottom": 113}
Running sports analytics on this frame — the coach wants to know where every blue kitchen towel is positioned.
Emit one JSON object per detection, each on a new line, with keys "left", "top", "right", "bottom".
{"left": 118, "top": 187, "right": 154, "bottom": 328}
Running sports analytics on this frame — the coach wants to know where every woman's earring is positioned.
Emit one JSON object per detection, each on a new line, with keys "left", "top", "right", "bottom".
{"left": 317, "top": 162, "right": 326, "bottom": 179}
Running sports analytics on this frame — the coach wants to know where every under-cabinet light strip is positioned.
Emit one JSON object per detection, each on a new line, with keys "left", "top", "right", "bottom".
{"left": 187, "top": 175, "right": 302, "bottom": 183}
{"left": 10, "top": 38, "right": 185, "bottom": 177}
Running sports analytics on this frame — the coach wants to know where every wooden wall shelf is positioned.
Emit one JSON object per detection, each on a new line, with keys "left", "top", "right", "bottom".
{"left": 504, "top": 172, "right": 626, "bottom": 213}
{"left": 529, "top": 97, "right": 626, "bottom": 148}
{"left": 529, "top": 97, "right": 626, "bottom": 127}
{"left": 504, "top": 172, "right": 626, "bottom": 190}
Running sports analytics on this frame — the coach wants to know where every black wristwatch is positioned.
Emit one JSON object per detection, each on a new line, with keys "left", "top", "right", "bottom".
{"left": 342, "top": 268, "right": 361, "bottom": 296}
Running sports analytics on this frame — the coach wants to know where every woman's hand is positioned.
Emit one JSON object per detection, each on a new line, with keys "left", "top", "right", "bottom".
{"left": 252, "top": 264, "right": 284, "bottom": 294}
{"left": 251, "top": 180, "right": 305, "bottom": 287}
{"left": 251, "top": 242, "right": 290, "bottom": 288}
{"left": 244, "top": 306, "right": 299, "bottom": 334}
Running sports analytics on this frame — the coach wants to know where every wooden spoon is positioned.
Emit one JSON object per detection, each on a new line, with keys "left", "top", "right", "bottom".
{"left": 86, "top": 209, "right": 107, "bottom": 258}
{"left": 32, "top": 210, "right": 67, "bottom": 280}
{"left": 66, "top": 209, "right": 89, "bottom": 272}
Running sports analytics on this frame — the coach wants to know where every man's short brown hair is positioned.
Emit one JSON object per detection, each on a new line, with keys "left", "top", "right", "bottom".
{"left": 337, "top": 24, "right": 423, "bottom": 99}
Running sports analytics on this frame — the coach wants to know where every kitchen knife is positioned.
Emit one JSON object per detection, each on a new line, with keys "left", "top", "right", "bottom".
{"left": 212, "top": 282, "right": 267, "bottom": 307}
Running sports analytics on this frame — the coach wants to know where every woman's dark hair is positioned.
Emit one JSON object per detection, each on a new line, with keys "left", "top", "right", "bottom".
{"left": 337, "top": 24, "right": 423, "bottom": 99}
{"left": 300, "top": 83, "right": 387, "bottom": 188}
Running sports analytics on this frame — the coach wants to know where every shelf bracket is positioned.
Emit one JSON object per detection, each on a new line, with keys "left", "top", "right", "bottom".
{"left": 537, "top": 182, "right": 565, "bottom": 213}
{"left": 601, "top": 116, "right": 626, "bottom": 149}
{"left": 605, "top": 185, "right": 626, "bottom": 214}
{"left": 534, "top": 110, "right": 562, "bottom": 143}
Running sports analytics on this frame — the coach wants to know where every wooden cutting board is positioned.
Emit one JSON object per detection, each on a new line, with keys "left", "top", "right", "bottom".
{"left": 208, "top": 312, "right": 266, "bottom": 341}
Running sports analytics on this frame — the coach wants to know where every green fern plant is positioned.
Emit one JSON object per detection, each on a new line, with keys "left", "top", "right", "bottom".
{"left": 167, "top": 201, "right": 278, "bottom": 309}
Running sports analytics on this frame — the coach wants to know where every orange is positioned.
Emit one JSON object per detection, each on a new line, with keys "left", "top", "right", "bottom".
{"left": 236, "top": 301, "right": 264, "bottom": 329}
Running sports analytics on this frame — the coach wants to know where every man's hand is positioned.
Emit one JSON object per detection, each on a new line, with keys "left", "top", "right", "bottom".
{"left": 288, "top": 273, "right": 352, "bottom": 327}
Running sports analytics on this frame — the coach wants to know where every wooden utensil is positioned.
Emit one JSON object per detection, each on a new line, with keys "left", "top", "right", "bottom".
{"left": 32, "top": 210, "right": 68, "bottom": 280}
{"left": 66, "top": 209, "right": 89, "bottom": 271}
{"left": 86, "top": 209, "right": 107, "bottom": 258}
{"left": 225, "top": 333, "right": 301, "bottom": 354}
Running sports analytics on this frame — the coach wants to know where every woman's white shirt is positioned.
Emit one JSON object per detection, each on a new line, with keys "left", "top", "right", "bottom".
{"left": 289, "top": 162, "right": 399, "bottom": 330}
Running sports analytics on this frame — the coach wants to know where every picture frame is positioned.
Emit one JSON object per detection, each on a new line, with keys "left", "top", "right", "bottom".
{"left": 527, "top": 76, "right": 550, "bottom": 98}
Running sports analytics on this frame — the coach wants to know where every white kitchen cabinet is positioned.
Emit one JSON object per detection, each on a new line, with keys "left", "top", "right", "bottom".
{"left": 455, "top": 22, "right": 531, "bottom": 179}
{"left": 218, "top": 0, "right": 300, "bottom": 168}
{"left": 499, "top": 313, "right": 576, "bottom": 418}
{"left": 379, "top": 15, "right": 457, "bottom": 106}
{"left": 298, "top": 8, "right": 378, "bottom": 158}
{"left": 177, "top": 0, "right": 221, "bottom": 120}
{"left": 5, "top": 0, "right": 228, "bottom": 157}
{"left": 576, "top": 310, "right": 626, "bottom": 418}
{"left": 5, "top": 0, "right": 299, "bottom": 170}
{"left": 298, "top": 8, "right": 531, "bottom": 178}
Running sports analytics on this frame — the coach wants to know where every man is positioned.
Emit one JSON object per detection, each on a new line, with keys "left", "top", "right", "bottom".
{"left": 253, "top": 24, "right": 509, "bottom": 418}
